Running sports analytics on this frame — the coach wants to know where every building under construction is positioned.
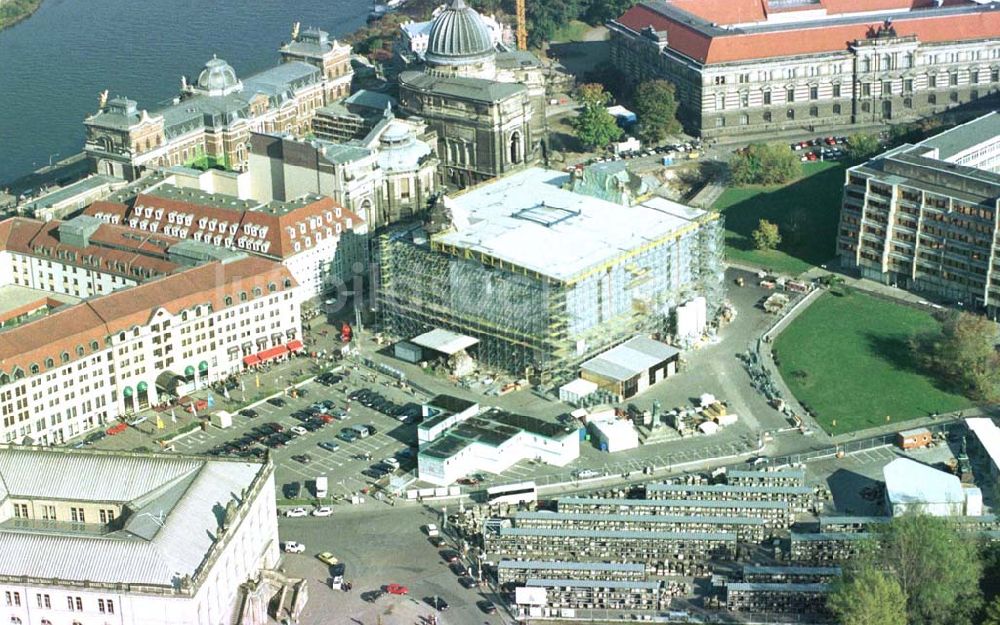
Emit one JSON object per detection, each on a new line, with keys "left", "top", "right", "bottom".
{"left": 376, "top": 167, "right": 724, "bottom": 382}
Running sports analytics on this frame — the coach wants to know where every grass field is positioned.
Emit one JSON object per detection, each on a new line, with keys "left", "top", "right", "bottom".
{"left": 773, "top": 290, "right": 973, "bottom": 434}
{"left": 550, "top": 20, "right": 592, "bottom": 43}
{"left": 713, "top": 161, "right": 846, "bottom": 276}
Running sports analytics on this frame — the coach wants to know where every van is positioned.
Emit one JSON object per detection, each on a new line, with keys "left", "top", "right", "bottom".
{"left": 354, "top": 425, "right": 371, "bottom": 438}
{"left": 315, "top": 476, "right": 328, "bottom": 498}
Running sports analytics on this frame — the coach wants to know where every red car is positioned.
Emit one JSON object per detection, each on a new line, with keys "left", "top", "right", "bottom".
{"left": 317, "top": 413, "right": 335, "bottom": 423}
{"left": 384, "top": 583, "right": 408, "bottom": 595}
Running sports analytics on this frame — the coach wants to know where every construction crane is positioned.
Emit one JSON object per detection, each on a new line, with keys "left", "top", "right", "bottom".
{"left": 516, "top": 0, "right": 527, "bottom": 50}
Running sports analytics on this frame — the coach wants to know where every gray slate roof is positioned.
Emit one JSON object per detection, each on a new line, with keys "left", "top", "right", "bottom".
{"left": 0, "top": 447, "right": 266, "bottom": 588}
{"left": 400, "top": 70, "right": 524, "bottom": 103}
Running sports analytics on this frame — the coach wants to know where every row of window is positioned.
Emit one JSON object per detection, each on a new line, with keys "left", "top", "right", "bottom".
{"left": 4, "top": 591, "right": 113, "bottom": 614}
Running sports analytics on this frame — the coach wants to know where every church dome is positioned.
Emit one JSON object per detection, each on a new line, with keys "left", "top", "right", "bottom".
{"left": 425, "top": 0, "right": 495, "bottom": 67}
{"left": 196, "top": 56, "right": 241, "bottom": 95}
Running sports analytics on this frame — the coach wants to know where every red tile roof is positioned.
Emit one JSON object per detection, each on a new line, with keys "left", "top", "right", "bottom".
{"left": 618, "top": 1, "right": 999, "bottom": 63}
{"left": 0, "top": 256, "right": 297, "bottom": 377}
{"left": 85, "top": 192, "right": 364, "bottom": 260}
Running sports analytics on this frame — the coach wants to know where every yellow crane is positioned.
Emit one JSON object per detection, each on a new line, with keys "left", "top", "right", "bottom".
{"left": 516, "top": 0, "right": 527, "bottom": 50}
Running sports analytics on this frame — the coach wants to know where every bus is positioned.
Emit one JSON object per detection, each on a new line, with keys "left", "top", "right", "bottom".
{"left": 486, "top": 481, "right": 537, "bottom": 506}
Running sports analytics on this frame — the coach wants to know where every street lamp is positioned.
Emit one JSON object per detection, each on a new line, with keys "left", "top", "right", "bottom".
{"left": 48, "top": 152, "right": 60, "bottom": 167}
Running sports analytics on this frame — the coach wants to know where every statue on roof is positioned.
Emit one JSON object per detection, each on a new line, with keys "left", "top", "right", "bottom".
{"left": 292, "top": 21, "right": 300, "bottom": 40}
{"left": 98, "top": 89, "right": 108, "bottom": 110}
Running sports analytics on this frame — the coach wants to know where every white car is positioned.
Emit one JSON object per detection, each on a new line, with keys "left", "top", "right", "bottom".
{"left": 284, "top": 507, "right": 308, "bottom": 518}
{"left": 311, "top": 506, "right": 333, "bottom": 517}
{"left": 383, "top": 457, "right": 400, "bottom": 470}
{"left": 283, "top": 541, "right": 305, "bottom": 553}
{"left": 291, "top": 426, "right": 308, "bottom": 436}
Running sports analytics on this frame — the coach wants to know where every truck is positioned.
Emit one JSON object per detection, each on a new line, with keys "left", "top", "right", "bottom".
{"left": 315, "top": 476, "right": 328, "bottom": 498}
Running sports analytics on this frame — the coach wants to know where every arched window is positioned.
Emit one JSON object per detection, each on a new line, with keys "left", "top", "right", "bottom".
{"left": 0, "top": 373, "right": 8, "bottom": 385}
{"left": 45, "top": 358, "right": 54, "bottom": 369}
{"left": 225, "top": 296, "right": 233, "bottom": 306}
{"left": 509, "top": 131, "right": 522, "bottom": 164}
{"left": 268, "top": 282, "right": 277, "bottom": 293}
{"left": 182, "top": 311, "right": 189, "bottom": 321}
{"left": 77, "top": 345, "right": 85, "bottom": 357}
{"left": 61, "top": 352, "right": 70, "bottom": 364}
{"left": 253, "top": 287, "right": 262, "bottom": 297}
{"left": 239, "top": 292, "right": 248, "bottom": 302}
{"left": 91, "top": 340, "right": 100, "bottom": 352}
{"left": 119, "top": 332, "right": 126, "bottom": 342}
{"left": 284, "top": 278, "right": 293, "bottom": 289}
{"left": 30, "top": 364, "right": 39, "bottom": 375}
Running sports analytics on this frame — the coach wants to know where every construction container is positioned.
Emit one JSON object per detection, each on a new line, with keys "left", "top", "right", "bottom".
{"left": 896, "top": 427, "right": 932, "bottom": 450}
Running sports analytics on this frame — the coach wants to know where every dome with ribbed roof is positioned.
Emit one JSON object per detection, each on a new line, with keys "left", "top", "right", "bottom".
{"left": 425, "top": 0, "right": 495, "bottom": 68}
{"left": 196, "top": 56, "right": 242, "bottom": 96}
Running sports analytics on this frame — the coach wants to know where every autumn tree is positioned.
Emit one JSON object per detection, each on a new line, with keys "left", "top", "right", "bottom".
{"left": 752, "top": 219, "right": 781, "bottom": 251}
{"left": 912, "top": 311, "right": 1000, "bottom": 401}
{"left": 729, "top": 143, "right": 800, "bottom": 186}
{"left": 846, "top": 132, "right": 883, "bottom": 161}
{"left": 572, "top": 83, "right": 622, "bottom": 150}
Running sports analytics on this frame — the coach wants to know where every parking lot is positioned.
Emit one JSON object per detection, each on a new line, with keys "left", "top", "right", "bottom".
{"left": 170, "top": 367, "right": 431, "bottom": 503}
{"left": 278, "top": 504, "right": 505, "bottom": 625}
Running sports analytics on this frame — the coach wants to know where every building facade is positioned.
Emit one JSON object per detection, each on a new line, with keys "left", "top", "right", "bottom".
{"left": 85, "top": 173, "right": 366, "bottom": 299}
{"left": 0, "top": 446, "right": 284, "bottom": 625}
{"left": 397, "top": 0, "right": 547, "bottom": 188}
{"left": 837, "top": 112, "right": 1000, "bottom": 313}
{"left": 249, "top": 115, "right": 439, "bottom": 229}
{"left": 377, "top": 167, "right": 724, "bottom": 381}
{"left": 0, "top": 216, "right": 302, "bottom": 446}
{"left": 609, "top": 0, "right": 1000, "bottom": 139}
{"left": 84, "top": 26, "right": 353, "bottom": 180}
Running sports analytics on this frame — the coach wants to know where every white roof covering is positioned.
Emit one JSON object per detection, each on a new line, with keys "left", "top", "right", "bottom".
{"left": 967, "top": 418, "right": 1000, "bottom": 471}
{"left": 560, "top": 378, "right": 599, "bottom": 395}
{"left": 581, "top": 335, "right": 680, "bottom": 382}
{"left": 438, "top": 167, "right": 708, "bottom": 282}
{"left": 411, "top": 328, "right": 479, "bottom": 355}
{"left": 0, "top": 446, "right": 266, "bottom": 587}
{"left": 883, "top": 457, "right": 964, "bottom": 506}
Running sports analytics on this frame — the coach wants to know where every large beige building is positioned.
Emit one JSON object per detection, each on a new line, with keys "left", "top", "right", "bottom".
{"left": 609, "top": 0, "right": 1000, "bottom": 139}
{"left": 0, "top": 445, "right": 289, "bottom": 625}
{"left": 0, "top": 216, "right": 303, "bottom": 446}
{"left": 84, "top": 26, "right": 353, "bottom": 180}
{"left": 837, "top": 112, "right": 1000, "bottom": 314}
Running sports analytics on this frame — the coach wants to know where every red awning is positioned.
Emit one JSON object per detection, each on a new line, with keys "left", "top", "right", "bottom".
{"left": 286, "top": 339, "right": 304, "bottom": 352}
{"left": 242, "top": 354, "right": 260, "bottom": 367}
{"left": 257, "top": 344, "right": 289, "bottom": 363}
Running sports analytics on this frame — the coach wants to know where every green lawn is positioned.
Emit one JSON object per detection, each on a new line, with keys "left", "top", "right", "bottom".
{"left": 713, "top": 161, "right": 846, "bottom": 276}
{"left": 773, "top": 290, "right": 973, "bottom": 434}
{"left": 550, "top": 20, "right": 591, "bottom": 43}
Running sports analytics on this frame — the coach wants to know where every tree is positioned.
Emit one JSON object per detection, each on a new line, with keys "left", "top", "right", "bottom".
{"left": 751, "top": 219, "right": 781, "bottom": 251}
{"left": 912, "top": 311, "right": 1000, "bottom": 401}
{"left": 584, "top": 0, "right": 638, "bottom": 24}
{"left": 572, "top": 83, "right": 622, "bottom": 150}
{"left": 632, "top": 79, "right": 682, "bottom": 143}
{"left": 984, "top": 596, "right": 1000, "bottom": 625}
{"left": 730, "top": 143, "right": 800, "bottom": 186}
{"left": 846, "top": 132, "right": 883, "bottom": 161}
{"left": 828, "top": 565, "right": 908, "bottom": 625}
{"left": 867, "top": 515, "right": 983, "bottom": 625}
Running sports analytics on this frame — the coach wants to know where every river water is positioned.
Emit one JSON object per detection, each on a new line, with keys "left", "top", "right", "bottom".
{"left": 0, "top": 0, "right": 370, "bottom": 185}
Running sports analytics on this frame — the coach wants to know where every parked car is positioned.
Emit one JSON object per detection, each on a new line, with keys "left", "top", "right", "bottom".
{"left": 440, "top": 549, "right": 460, "bottom": 563}
{"left": 459, "top": 576, "right": 479, "bottom": 588}
{"left": 477, "top": 600, "right": 497, "bottom": 614}
{"left": 284, "top": 482, "right": 301, "bottom": 498}
{"left": 291, "top": 454, "right": 312, "bottom": 465}
{"left": 284, "top": 507, "right": 308, "bottom": 517}
{"left": 382, "top": 457, "right": 400, "bottom": 470}
{"left": 265, "top": 422, "right": 284, "bottom": 433}
{"left": 290, "top": 426, "right": 308, "bottom": 437}
{"left": 316, "top": 551, "right": 339, "bottom": 565}
{"left": 267, "top": 397, "right": 286, "bottom": 407}
{"left": 312, "top": 506, "right": 333, "bottom": 517}
{"left": 362, "top": 590, "right": 385, "bottom": 603}
{"left": 282, "top": 541, "right": 305, "bottom": 553}
{"left": 429, "top": 536, "right": 446, "bottom": 547}
{"left": 384, "top": 583, "right": 409, "bottom": 595}
{"left": 338, "top": 429, "right": 358, "bottom": 443}
{"left": 239, "top": 409, "right": 259, "bottom": 418}
{"left": 318, "top": 441, "right": 340, "bottom": 452}
{"left": 449, "top": 562, "right": 467, "bottom": 576}
{"left": 426, "top": 596, "right": 449, "bottom": 611}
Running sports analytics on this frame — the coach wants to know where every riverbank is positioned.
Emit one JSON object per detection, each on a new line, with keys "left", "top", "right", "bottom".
{"left": 0, "top": 0, "right": 42, "bottom": 31}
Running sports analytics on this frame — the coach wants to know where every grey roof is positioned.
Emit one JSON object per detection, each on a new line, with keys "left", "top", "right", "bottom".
{"left": 818, "top": 515, "right": 890, "bottom": 527}
{"left": 344, "top": 89, "right": 398, "bottom": 112}
{"left": 581, "top": 336, "right": 680, "bottom": 382}
{"left": 23, "top": 175, "right": 121, "bottom": 210}
{"left": 559, "top": 496, "right": 788, "bottom": 510}
{"left": 320, "top": 142, "right": 373, "bottom": 165}
{"left": 920, "top": 112, "right": 1000, "bottom": 161}
{"left": 742, "top": 565, "right": 842, "bottom": 577}
{"left": 728, "top": 582, "right": 831, "bottom": 593}
{"left": 0, "top": 446, "right": 267, "bottom": 588}
{"left": 400, "top": 70, "right": 523, "bottom": 104}
{"left": 526, "top": 578, "right": 660, "bottom": 590}
{"left": 281, "top": 28, "right": 343, "bottom": 57}
{"left": 727, "top": 469, "right": 805, "bottom": 481}
{"left": 196, "top": 56, "right": 240, "bottom": 93}
{"left": 498, "top": 526, "right": 738, "bottom": 541}
{"left": 646, "top": 483, "right": 813, "bottom": 496}
{"left": 495, "top": 50, "right": 542, "bottom": 70}
{"left": 420, "top": 409, "right": 575, "bottom": 460}
{"left": 499, "top": 560, "right": 645, "bottom": 572}
{"left": 515, "top": 511, "right": 767, "bottom": 526}
{"left": 425, "top": 0, "right": 495, "bottom": 67}
{"left": 791, "top": 532, "right": 872, "bottom": 542}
